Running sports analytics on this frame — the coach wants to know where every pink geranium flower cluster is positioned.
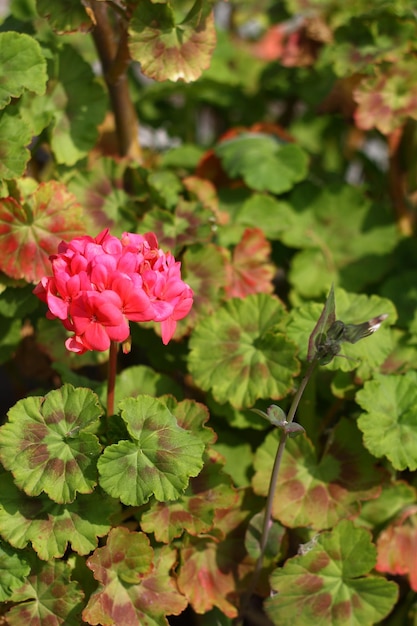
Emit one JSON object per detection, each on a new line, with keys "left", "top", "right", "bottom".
{"left": 33, "top": 229, "right": 193, "bottom": 354}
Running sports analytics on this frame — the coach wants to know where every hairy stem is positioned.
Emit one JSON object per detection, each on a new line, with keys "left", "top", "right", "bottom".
{"left": 91, "top": 0, "right": 141, "bottom": 160}
{"left": 107, "top": 340, "right": 119, "bottom": 417}
{"left": 238, "top": 360, "right": 317, "bottom": 620}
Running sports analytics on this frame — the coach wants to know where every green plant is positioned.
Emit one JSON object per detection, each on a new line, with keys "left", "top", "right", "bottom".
{"left": 1, "top": 1, "right": 417, "bottom": 625}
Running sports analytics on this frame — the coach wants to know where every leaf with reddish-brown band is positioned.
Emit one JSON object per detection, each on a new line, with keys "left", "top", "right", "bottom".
{"left": 37, "top": 0, "right": 94, "bottom": 33}
{"left": 0, "top": 181, "right": 85, "bottom": 283}
{"left": 128, "top": 0, "right": 216, "bottom": 82}
{"left": 140, "top": 456, "right": 239, "bottom": 543}
{"left": 0, "top": 384, "right": 102, "bottom": 504}
{"left": 0, "top": 468, "right": 120, "bottom": 561}
{"left": 265, "top": 520, "right": 398, "bottom": 626}
{"left": 224, "top": 227, "right": 275, "bottom": 299}
{"left": 376, "top": 506, "right": 417, "bottom": 592}
{"left": 252, "top": 418, "right": 385, "bottom": 530}
{"left": 6, "top": 558, "right": 84, "bottom": 626}
{"left": 83, "top": 527, "right": 187, "bottom": 626}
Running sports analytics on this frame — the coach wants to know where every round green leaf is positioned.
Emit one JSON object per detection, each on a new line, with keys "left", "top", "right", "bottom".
{"left": 0, "top": 385, "right": 103, "bottom": 503}
{"left": 98, "top": 395, "right": 205, "bottom": 506}
{"left": 266, "top": 520, "right": 398, "bottom": 626}
{"left": 356, "top": 371, "right": 417, "bottom": 471}
{"left": 188, "top": 293, "right": 299, "bottom": 409}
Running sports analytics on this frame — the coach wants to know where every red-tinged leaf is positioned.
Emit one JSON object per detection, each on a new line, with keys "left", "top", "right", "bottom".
{"left": 128, "top": 0, "right": 216, "bottom": 83}
{"left": 376, "top": 506, "right": 417, "bottom": 591}
{"left": 37, "top": 0, "right": 94, "bottom": 33}
{"left": 225, "top": 227, "right": 275, "bottom": 299}
{"left": 6, "top": 559, "right": 84, "bottom": 626}
{"left": 265, "top": 520, "right": 398, "bottom": 626}
{"left": 177, "top": 538, "right": 241, "bottom": 618}
{"left": 0, "top": 181, "right": 86, "bottom": 283}
{"left": 140, "top": 457, "right": 240, "bottom": 543}
{"left": 83, "top": 527, "right": 187, "bottom": 626}
{"left": 252, "top": 418, "right": 385, "bottom": 530}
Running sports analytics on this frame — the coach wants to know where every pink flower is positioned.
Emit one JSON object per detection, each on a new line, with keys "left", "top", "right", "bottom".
{"left": 33, "top": 229, "right": 194, "bottom": 353}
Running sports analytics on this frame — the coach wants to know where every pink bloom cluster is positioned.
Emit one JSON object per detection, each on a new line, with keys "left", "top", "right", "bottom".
{"left": 34, "top": 229, "right": 193, "bottom": 354}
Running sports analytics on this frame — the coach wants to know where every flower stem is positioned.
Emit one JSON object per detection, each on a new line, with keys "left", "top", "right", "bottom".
{"left": 238, "top": 359, "right": 317, "bottom": 620}
{"left": 107, "top": 341, "right": 118, "bottom": 416}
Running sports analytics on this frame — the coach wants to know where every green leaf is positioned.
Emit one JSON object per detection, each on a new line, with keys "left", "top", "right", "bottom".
{"left": 128, "top": 0, "right": 216, "bottom": 82}
{"left": 84, "top": 528, "right": 187, "bottom": 623}
{"left": 36, "top": 0, "right": 94, "bottom": 33}
{"left": 236, "top": 193, "right": 293, "bottom": 239}
{"left": 49, "top": 44, "right": 107, "bottom": 165}
{"left": 215, "top": 134, "right": 309, "bottom": 194}
{"left": 265, "top": 520, "right": 399, "bottom": 626}
{"left": 188, "top": 293, "right": 300, "bottom": 409}
{"left": 0, "top": 31, "right": 47, "bottom": 109}
{"left": 0, "top": 539, "right": 30, "bottom": 601}
{"left": 7, "top": 558, "right": 84, "bottom": 626}
{"left": 98, "top": 395, "right": 206, "bottom": 506}
{"left": 0, "top": 110, "right": 33, "bottom": 180}
{"left": 287, "top": 288, "right": 397, "bottom": 378}
{"left": 0, "top": 469, "right": 119, "bottom": 560}
{"left": 0, "top": 385, "right": 103, "bottom": 503}
{"left": 356, "top": 372, "right": 417, "bottom": 471}
{"left": 282, "top": 182, "right": 399, "bottom": 297}
{"left": 252, "top": 418, "right": 385, "bottom": 530}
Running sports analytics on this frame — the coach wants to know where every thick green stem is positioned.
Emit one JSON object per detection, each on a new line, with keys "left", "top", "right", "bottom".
{"left": 107, "top": 341, "right": 119, "bottom": 417}
{"left": 238, "top": 359, "right": 317, "bottom": 620}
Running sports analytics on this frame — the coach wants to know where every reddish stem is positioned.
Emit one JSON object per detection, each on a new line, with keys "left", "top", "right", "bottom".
{"left": 107, "top": 341, "right": 118, "bottom": 416}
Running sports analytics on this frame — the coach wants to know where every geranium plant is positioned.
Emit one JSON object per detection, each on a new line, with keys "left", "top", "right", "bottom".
{"left": 1, "top": 1, "right": 417, "bottom": 626}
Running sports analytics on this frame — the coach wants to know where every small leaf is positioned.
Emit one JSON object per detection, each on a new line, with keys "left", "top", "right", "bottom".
{"left": 0, "top": 32, "right": 47, "bottom": 109}
{"left": 307, "top": 283, "right": 336, "bottom": 362}
{"left": 251, "top": 404, "right": 287, "bottom": 427}
{"left": 224, "top": 227, "right": 275, "bottom": 299}
{"left": 0, "top": 385, "right": 102, "bottom": 503}
{"left": 0, "top": 180, "right": 86, "bottom": 283}
{"left": 265, "top": 520, "right": 398, "bottom": 626}
{"left": 36, "top": 0, "right": 94, "bottom": 33}
{"left": 356, "top": 372, "right": 417, "bottom": 471}
{"left": 215, "top": 134, "right": 308, "bottom": 194}
{"left": 98, "top": 395, "right": 205, "bottom": 506}
{"left": 129, "top": 0, "right": 216, "bottom": 82}
{"left": 83, "top": 528, "right": 187, "bottom": 624}
{"left": 188, "top": 293, "right": 299, "bottom": 409}
{"left": 7, "top": 558, "right": 84, "bottom": 626}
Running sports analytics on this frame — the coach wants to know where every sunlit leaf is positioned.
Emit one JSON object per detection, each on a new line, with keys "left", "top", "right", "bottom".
{"left": 252, "top": 418, "right": 385, "bottom": 530}
{"left": 98, "top": 395, "right": 205, "bottom": 506}
{"left": 83, "top": 527, "right": 187, "bottom": 625}
{"left": 356, "top": 371, "right": 417, "bottom": 471}
{"left": 128, "top": 0, "right": 216, "bottom": 82}
{"left": 188, "top": 293, "right": 299, "bottom": 409}
{"left": 224, "top": 227, "right": 275, "bottom": 299}
{"left": 0, "top": 31, "right": 47, "bottom": 109}
{"left": 215, "top": 134, "right": 308, "bottom": 194}
{"left": 0, "top": 180, "right": 86, "bottom": 283}
{"left": 376, "top": 507, "right": 417, "bottom": 591}
{"left": 265, "top": 520, "right": 398, "bottom": 626}
{"left": 0, "top": 469, "right": 119, "bottom": 560}
{"left": 0, "top": 385, "right": 102, "bottom": 503}
{"left": 7, "top": 558, "right": 84, "bottom": 626}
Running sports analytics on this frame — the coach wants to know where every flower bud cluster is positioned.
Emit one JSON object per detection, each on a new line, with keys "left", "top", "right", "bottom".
{"left": 34, "top": 229, "right": 193, "bottom": 354}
